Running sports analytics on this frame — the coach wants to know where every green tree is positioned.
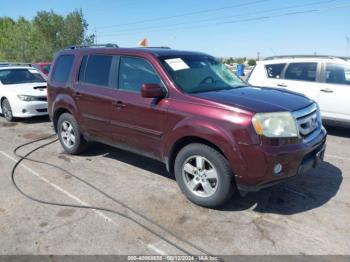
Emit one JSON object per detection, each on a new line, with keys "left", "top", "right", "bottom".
{"left": 248, "top": 59, "right": 257, "bottom": 66}
{"left": 0, "top": 9, "right": 94, "bottom": 62}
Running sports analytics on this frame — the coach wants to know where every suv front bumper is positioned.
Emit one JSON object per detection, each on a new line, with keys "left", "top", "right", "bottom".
{"left": 236, "top": 127, "right": 327, "bottom": 193}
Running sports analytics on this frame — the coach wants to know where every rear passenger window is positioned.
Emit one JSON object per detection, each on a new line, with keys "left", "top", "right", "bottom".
{"left": 118, "top": 56, "right": 162, "bottom": 93}
{"left": 81, "top": 55, "right": 113, "bottom": 86}
{"left": 52, "top": 55, "right": 74, "bottom": 82}
{"left": 325, "top": 63, "right": 350, "bottom": 85}
{"left": 285, "top": 63, "right": 317, "bottom": 82}
{"left": 265, "top": 63, "right": 286, "bottom": 79}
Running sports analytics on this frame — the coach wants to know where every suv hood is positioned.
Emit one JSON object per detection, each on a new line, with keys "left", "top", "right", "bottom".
{"left": 4, "top": 83, "right": 47, "bottom": 97}
{"left": 193, "top": 86, "right": 313, "bottom": 113}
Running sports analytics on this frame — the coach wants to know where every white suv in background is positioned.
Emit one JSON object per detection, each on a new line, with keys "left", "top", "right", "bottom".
{"left": 0, "top": 66, "right": 48, "bottom": 122}
{"left": 248, "top": 56, "right": 350, "bottom": 127}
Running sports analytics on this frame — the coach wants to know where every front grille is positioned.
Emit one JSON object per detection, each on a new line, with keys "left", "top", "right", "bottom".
{"left": 36, "top": 108, "right": 47, "bottom": 113}
{"left": 36, "top": 96, "right": 47, "bottom": 101}
{"left": 293, "top": 103, "right": 321, "bottom": 139}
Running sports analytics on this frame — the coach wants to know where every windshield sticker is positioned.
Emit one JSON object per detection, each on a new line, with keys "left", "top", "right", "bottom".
{"left": 28, "top": 69, "right": 38, "bottom": 74}
{"left": 165, "top": 58, "right": 190, "bottom": 71}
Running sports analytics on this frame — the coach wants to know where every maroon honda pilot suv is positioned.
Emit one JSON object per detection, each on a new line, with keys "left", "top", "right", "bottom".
{"left": 47, "top": 44, "right": 327, "bottom": 207}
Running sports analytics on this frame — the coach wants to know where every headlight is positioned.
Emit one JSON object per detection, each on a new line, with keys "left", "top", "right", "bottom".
{"left": 17, "top": 95, "right": 36, "bottom": 101}
{"left": 252, "top": 112, "right": 298, "bottom": 138}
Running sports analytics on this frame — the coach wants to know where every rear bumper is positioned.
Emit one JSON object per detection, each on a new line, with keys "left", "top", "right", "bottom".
{"left": 236, "top": 127, "right": 327, "bottom": 192}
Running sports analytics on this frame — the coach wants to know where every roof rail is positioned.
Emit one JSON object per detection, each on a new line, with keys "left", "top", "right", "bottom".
{"left": 67, "top": 43, "right": 119, "bottom": 49}
{"left": 0, "top": 62, "right": 32, "bottom": 67}
{"left": 264, "top": 55, "right": 349, "bottom": 61}
{"left": 139, "top": 46, "right": 171, "bottom": 49}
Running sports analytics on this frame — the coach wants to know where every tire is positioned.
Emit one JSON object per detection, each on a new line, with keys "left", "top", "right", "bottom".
{"left": 174, "top": 143, "right": 235, "bottom": 208}
{"left": 1, "top": 98, "right": 14, "bottom": 122}
{"left": 57, "top": 113, "right": 88, "bottom": 155}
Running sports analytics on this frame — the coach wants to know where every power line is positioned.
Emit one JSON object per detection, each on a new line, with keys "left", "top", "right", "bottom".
{"left": 98, "top": 2, "right": 350, "bottom": 38}
{"left": 98, "top": 0, "right": 338, "bottom": 37}
{"left": 97, "top": 0, "right": 269, "bottom": 29}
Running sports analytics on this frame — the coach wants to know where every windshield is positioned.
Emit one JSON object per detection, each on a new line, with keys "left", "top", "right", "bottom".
{"left": 159, "top": 55, "right": 245, "bottom": 93}
{"left": 0, "top": 68, "right": 46, "bottom": 85}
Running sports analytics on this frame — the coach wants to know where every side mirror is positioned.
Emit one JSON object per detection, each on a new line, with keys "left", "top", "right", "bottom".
{"left": 141, "top": 83, "right": 166, "bottom": 98}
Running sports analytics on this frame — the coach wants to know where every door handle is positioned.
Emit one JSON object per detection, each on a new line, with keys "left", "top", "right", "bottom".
{"left": 112, "top": 101, "right": 126, "bottom": 108}
{"left": 72, "top": 92, "right": 82, "bottom": 99}
{"left": 277, "top": 83, "right": 288, "bottom": 87}
{"left": 320, "top": 88, "right": 334, "bottom": 93}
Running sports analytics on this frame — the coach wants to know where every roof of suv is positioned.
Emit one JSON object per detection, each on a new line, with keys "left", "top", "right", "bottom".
{"left": 60, "top": 46, "right": 207, "bottom": 57}
{"left": 261, "top": 55, "right": 350, "bottom": 64}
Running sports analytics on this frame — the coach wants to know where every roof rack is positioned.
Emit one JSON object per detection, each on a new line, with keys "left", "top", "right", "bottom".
{"left": 67, "top": 43, "right": 119, "bottom": 49}
{"left": 264, "top": 55, "right": 350, "bottom": 61}
{"left": 139, "top": 46, "right": 171, "bottom": 49}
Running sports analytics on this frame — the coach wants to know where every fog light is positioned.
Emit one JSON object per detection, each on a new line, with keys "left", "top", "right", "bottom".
{"left": 273, "top": 163, "right": 282, "bottom": 174}
{"left": 22, "top": 109, "right": 27, "bottom": 113}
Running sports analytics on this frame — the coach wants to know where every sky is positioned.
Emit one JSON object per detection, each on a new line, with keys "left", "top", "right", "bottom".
{"left": 0, "top": 0, "right": 349, "bottom": 58}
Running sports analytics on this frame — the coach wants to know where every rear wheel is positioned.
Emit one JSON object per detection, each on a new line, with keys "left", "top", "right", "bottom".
{"left": 1, "top": 98, "right": 14, "bottom": 122}
{"left": 174, "top": 143, "right": 235, "bottom": 208}
{"left": 57, "top": 113, "right": 88, "bottom": 155}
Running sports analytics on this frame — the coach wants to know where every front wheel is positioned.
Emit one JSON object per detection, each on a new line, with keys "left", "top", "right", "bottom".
{"left": 174, "top": 143, "right": 235, "bottom": 208}
{"left": 1, "top": 98, "right": 14, "bottom": 122}
{"left": 57, "top": 113, "right": 88, "bottom": 155}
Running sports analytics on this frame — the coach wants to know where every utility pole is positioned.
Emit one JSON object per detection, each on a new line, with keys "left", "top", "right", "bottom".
{"left": 94, "top": 27, "right": 98, "bottom": 45}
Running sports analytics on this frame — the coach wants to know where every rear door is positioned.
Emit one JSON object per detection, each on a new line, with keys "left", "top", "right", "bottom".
{"left": 276, "top": 62, "right": 321, "bottom": 101}
{"left": 74, "top": 54, "right": 116, "bottom": 140}
{"left": 110, "top": 55, "right": 168, "bottom": 159}
{"left": 318, "top": 63, "right": 350, "bottom": 122}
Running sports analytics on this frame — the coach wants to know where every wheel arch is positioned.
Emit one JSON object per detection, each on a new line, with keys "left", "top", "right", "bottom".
{"left": 52, "top": 107, "right": 73, "bottom": 133}
{"left": 167, "top": 136, "right": 228, "bottom": 175}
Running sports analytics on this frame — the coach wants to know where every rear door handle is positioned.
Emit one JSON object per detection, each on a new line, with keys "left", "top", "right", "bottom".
{"left": 277, "top": 83, "right": 288, "bottom": 87}
{"left": 72, "top": 92, "right": 82, "bottom": 99}
{"left": 112, "top": 101, "right": 126, "bottom": 108}
{"left": 320, "top": 88, "right": 334, "bottom": 93}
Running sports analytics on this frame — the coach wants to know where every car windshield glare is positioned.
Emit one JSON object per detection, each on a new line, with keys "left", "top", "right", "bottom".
{"left": 0, "top": 69, "right": 46, "bottom": 85}
{"left": 159, "top": 55, "right": 245, "bottom": 93}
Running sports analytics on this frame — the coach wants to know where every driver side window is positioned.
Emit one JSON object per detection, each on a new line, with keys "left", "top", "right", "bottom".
{"left": 118, "top": 56, "right": 163, "bottom": 93}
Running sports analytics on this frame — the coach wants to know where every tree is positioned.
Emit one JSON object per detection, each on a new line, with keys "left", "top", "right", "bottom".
{"left": 248, "top": 59, "right": 257, "bottom": 66}
{"left": 0, "top": 9, "right": 95, "bottom": 62}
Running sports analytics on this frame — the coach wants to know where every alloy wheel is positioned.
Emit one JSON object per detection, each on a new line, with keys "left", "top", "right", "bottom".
{"left": 60, "top": 120, "right": 76, "bottom": 149}
{"left": 182, "top": 155, "right": 219, "bottom": 197}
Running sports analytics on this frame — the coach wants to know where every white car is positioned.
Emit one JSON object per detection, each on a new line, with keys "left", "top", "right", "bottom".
{"left": 248, "top": 55, "right": 350, "bottom": 127}
{"left": 0, "top": 66, "right": 48, "bottom": 122}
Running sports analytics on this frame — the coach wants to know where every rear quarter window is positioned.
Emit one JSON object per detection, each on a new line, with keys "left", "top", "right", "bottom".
{"left": 52, "top": 55, "right": 74, "bottom": 82}
{"left": 264, "top": 63, "right": 286, "bottom": 79}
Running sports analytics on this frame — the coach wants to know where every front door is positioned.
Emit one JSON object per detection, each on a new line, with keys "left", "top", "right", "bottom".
{"left": 110, "top": 56, "right": 168, "bottom": 159}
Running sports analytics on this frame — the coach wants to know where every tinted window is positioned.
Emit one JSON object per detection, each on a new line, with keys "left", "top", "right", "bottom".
{"left": 52, "top": 55, "right": 74, "bottom": 82}
{"left": 285, "top": 63, "right": 317, "bottom": 82}
{"left": 265, "top": 63, "right": 286, "bottom": 79}
{"left": 0, "top": 69, "right": 46, "bottom": 85}
{"left": 119, "top": 57, "right": 162, "bottom": 92}
{"left": 325, "top": 63, "right": 350, "bottom": 85}
{"left": 83, "top": 55, "right": 113, "bottom": 86}
{"left": 78, "top": 56, "right": 88, "bottom": 82}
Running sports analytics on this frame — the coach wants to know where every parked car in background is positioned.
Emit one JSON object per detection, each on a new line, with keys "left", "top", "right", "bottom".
{"left": 0, "top": 66, "right": 48, "bottom": 121}
{"left": 248, "top": 55, "right": 350, "bottom": 127}
{"left": 32, "top": 62, "right": 51, "bottom": 76}
{"left": 48, "top": 45, "right": 326, "bottom": 207}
